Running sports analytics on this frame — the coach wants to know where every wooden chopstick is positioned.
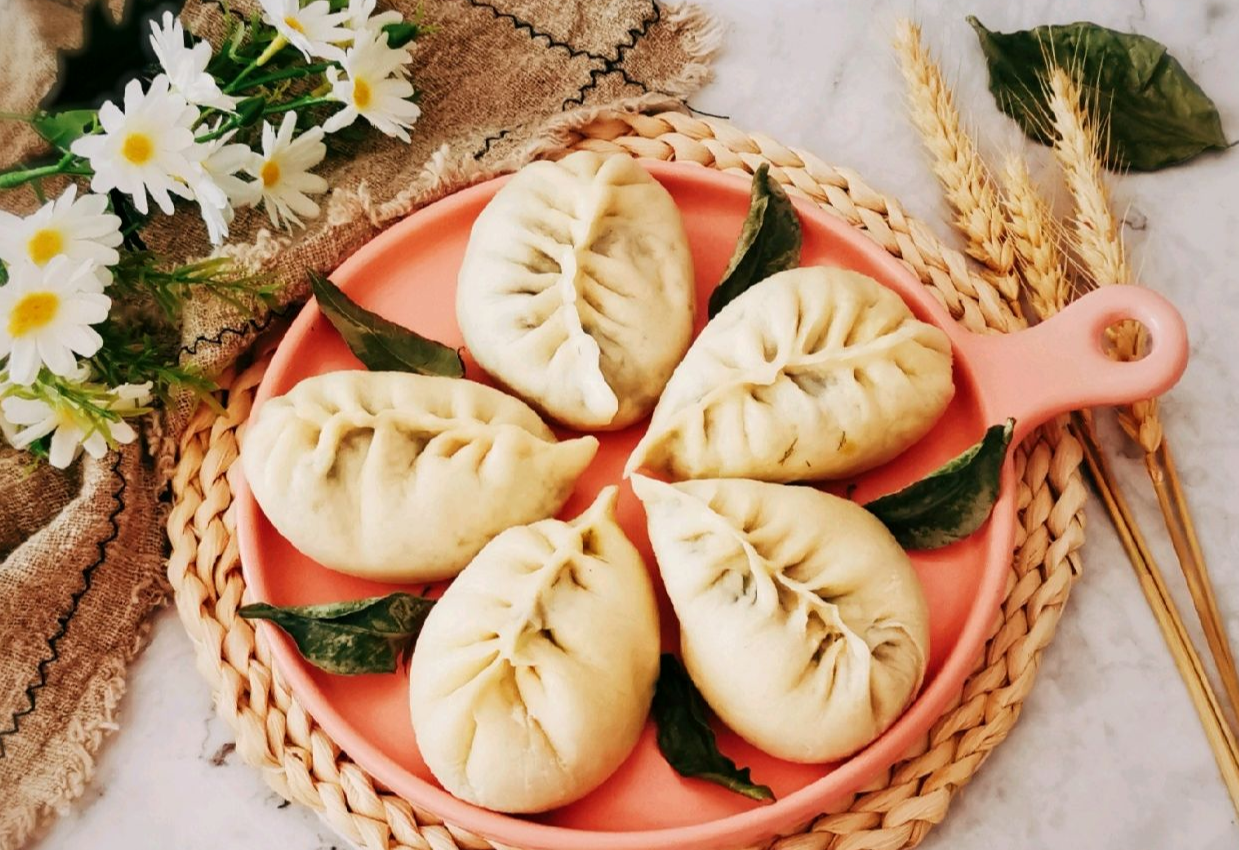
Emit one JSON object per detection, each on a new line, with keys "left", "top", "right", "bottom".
{"left": 1073, "top": 413, "right": 1239, "bottom": 816}
{"left": 1146, "top": 441, "right": 1239, "bottom": 728}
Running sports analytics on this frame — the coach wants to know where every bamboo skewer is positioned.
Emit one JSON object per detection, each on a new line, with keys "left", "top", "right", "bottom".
{"left": 1074, "top": 413, "right": 1239, "bottom": 815}
{"left": 1148, "top": 443, "right": 1239, "bottom": 724}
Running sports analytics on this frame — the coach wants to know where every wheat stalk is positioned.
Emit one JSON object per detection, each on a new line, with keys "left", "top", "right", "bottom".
{"left": 1045, "top": 65, "right": 1239, "bottom": 731}
{"left": 893, "top": 19, "right": 1022, "bottom": 328}
{"left": 894, "top": 18, "right": 1239, "bottom": 806}
{"left": 1044, "top": 68, "right": 1165, "bottom": 448}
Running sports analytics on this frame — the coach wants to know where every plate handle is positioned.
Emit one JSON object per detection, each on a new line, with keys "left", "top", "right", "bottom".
{"left": 959, "top": 286, "right": 1189, "bottom": 441}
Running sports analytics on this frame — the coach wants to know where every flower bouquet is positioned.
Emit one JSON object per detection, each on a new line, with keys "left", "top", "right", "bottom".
{"left": 0, "top": 0, "right": 428, "bottom": 468}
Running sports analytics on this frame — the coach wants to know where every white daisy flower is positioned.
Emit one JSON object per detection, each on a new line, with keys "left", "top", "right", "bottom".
{"left": 246, "top": 112, "right": 328, "bottom": 229}
{"left": 198, "top": 126, "right": 262, "bottom": 208}
{"left": 0, "top": 258, "right": 112, "bottom": 385}
{"left": 344, "top": 0, "right": 403, "bottom": 35}
{"left": 0, "top": 185, "right": 122, "bottom": 289}
{"left": 2, "top": 381, "right": 152, "bottom": 469}
{"left": 149, "top": 11, "right": 240, "bottom": 112}
{"left": 71, "top": 76, "right": 201, "bottom": 216}
{"left": 186, "top": 167, "right": 233, "bottom": 245}
{"left": 323, "top": 29, "right": 420, "bottom": 142}
{"left": 259, "top": 0, "right": 352, "bottom": 60}
{"left": 0, "top": 385, "right": 18, "bottom": 447}
{"left": 185, "top": 128, "right": 262, "bottom": 244}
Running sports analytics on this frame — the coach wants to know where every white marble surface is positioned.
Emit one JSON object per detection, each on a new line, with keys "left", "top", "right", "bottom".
{"left": 30, "top": 0, "right": 1239, "bottom": 848}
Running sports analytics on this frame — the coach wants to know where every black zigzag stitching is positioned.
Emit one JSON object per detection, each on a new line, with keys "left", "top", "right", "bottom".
{"left": 465, "top": 0, "right": 608, "bottom": 62}
{"left": 558, "top": 0, "right": 659, "bottom": 109}
{"left": 473, "top": 0, "right": 661, "bottom": 160}
{"left": 179, "top": 302, "right": 294, "bottom": 357}
{"left": 610, "top": 0, "right": 661, "bottom": 65}
{"left": 0, "top": 452, "right": 127, "bottom": 758}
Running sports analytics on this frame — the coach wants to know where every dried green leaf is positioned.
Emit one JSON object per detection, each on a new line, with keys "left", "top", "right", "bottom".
{"left": 866, "top": 419, "right": 1014, "bottom": 550}
{"left": 239, "top": 592, "right": 435, "bottom": 675}
{"left": 968, "top": 17, "right": 1230, "bottom": 171}
{"left": 651, "top": 654, "right": 775, "bottom": 802}
{"left": 707, "top": 163, "right": 802, "bottom": 318}
{"left": 310, "top": 272, "right": 465, "bottom": 377}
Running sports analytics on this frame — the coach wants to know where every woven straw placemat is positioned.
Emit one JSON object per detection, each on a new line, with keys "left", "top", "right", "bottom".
{"left": 167, "top": 110, "right": 1088, "bottom": 850}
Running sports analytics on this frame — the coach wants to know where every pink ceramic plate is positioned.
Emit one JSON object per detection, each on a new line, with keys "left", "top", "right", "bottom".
{"left": 237, "top": 161, "right": 1188, "bottom": 850}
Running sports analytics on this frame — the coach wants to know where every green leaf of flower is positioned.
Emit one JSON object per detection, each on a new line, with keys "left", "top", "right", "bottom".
{"left": 865, "top": 419, "right": 1015, "bottom": 550}
{"left": 239, "top": 592, "right": 436, "bottom": 675}
{"left": 31, "top": 109, "right": 96, "bottom": 151}
{"left": 651, "top": 654, "right": 775, "bottom": 802}
{"left": 382, "top": 21, "right": 423, "bottom": 49}
{"left": 310, "top": 272, "right": 465, "bottom": 377}
{"left": 707, "top": 163, "right": 802, "bottom": 318}
{"left": 968, "top": 17, "right": 1230, "bottom": 171}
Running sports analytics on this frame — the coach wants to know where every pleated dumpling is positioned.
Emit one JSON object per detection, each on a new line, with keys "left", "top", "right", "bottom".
{"left": 242, "top": 371, "right": 597, "bottom": 582}
{"left": 457, "top": 151, "right": 695, "bottom": 430}
{"left": 408, "top": 487, "right": 660, "bottom": 813}
{"left": 632, "top": 475, "right": 929, "bottom": 763}
{"left": 627, "top": 266, "right": 954, "bottom": 481}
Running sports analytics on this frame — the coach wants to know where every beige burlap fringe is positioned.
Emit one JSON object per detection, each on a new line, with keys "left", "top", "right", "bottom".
{"left": 167, "top": 111, "right": 1088, "bottom": 850}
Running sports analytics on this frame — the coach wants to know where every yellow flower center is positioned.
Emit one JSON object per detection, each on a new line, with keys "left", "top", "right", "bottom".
{"left": 8, "top": 292, "right": 60, "bottom": 338}
{"left": 26, "top": 228, "right": 64, "bottom": 266}
{"left": 260, "top": 159, "right": 281, "bottom": 187}
{"left": 121, "top": 132, "right": 155, "bottom": 165}
{"left": 352, "top": 77, "right": 373, "bottom": 110}
{"left": 284, "top": 16, "right": 306, "bottom": 34}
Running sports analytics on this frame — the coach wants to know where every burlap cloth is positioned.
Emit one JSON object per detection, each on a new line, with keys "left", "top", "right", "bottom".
{"left": 0, "top": 1, "right": 717, "bottom": 846}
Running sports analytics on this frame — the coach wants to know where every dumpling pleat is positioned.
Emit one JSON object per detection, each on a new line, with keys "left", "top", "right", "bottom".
{"left": 634, "top": 475, "right": 929, "bottom": 764}
{"left": 627, "top": 266, "right": 954, "bottom": 482}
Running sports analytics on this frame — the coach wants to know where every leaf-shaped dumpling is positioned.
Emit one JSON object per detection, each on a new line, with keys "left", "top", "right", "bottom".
{"left": 633, "top": 475, "right": 929, "bottom": 763}
{"left": 242, "top": 371, "right": 598, "bottom": 582}
{"left": 408, "top": 487, "right": 660, "bottom": 812}
{"left": 457, "top": 151, "right": 695, "bottom": 430}
{"left": 627, "top": 267, "right": 955, "bottom": 482}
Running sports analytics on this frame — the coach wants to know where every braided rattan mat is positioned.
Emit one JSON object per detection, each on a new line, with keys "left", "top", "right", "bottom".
{"left": 167, "top": 111, "right": 1088, "bottom": 850}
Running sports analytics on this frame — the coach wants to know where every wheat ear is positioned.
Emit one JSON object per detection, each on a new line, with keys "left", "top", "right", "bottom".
{"left": 893, "top": 18, "right": 1022, "bottom": 329}
{"left": 998, "top": 154, "right": 1072, "bottom": 316}
{"left": 1047, "top": 65, "right": 1239, "bottom": 737}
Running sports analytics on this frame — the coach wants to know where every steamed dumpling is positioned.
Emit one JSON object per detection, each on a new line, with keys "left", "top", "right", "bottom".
{"left": 627, "top": 266, "right": 954, "bottom": 481}
{"left": 457, "top": 151, "right": 695, "bottom": 430}
{"left": 242, "top": 371, "right": 597, "bottom": 582}
{"left": 632, "top": 475, "right": 929, "bottom": 763}
{"left": 408, "top": 486, "right": 660, "bottom": 813}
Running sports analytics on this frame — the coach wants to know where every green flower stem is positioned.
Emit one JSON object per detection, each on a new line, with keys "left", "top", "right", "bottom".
{"left": 263, "top": 95, "right": 334, "bottom": 115}
{"left": 223, "top": 34, "right": 290, "bottom": 94}
{"left": 195, "top": 117, "right": 242, "bottom": 143}
{"left": 0, "top": 153, "right": 92, "bottom": 191}
{"left": 233, "top": 63, "right": 331, "bottom": 92}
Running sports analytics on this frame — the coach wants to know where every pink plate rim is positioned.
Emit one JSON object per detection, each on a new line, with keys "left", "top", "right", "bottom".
{"left": 236, "top": 161, "right": 1020, "bottom": 850}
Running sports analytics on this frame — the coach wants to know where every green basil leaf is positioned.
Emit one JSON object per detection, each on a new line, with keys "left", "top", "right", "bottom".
{"left": 651, "top": 654, "right": 774, "bottom": 802}
{"left": 707, "top": 163, "right": 802, "bottom": 318}
{"left": 310, "top": 272, "right": 465, "bottom": 377}
{"left": 239, "top": 592, "right": 435, "bottom": 675}
{"left": 968, "top": 17, "right": 1229, "bottom": 172}
{"left": 32, "top": 110, "right": 97, "bottom": 151}
{"left": 866, "top": 419, "right": 1014, "bottom": 550}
